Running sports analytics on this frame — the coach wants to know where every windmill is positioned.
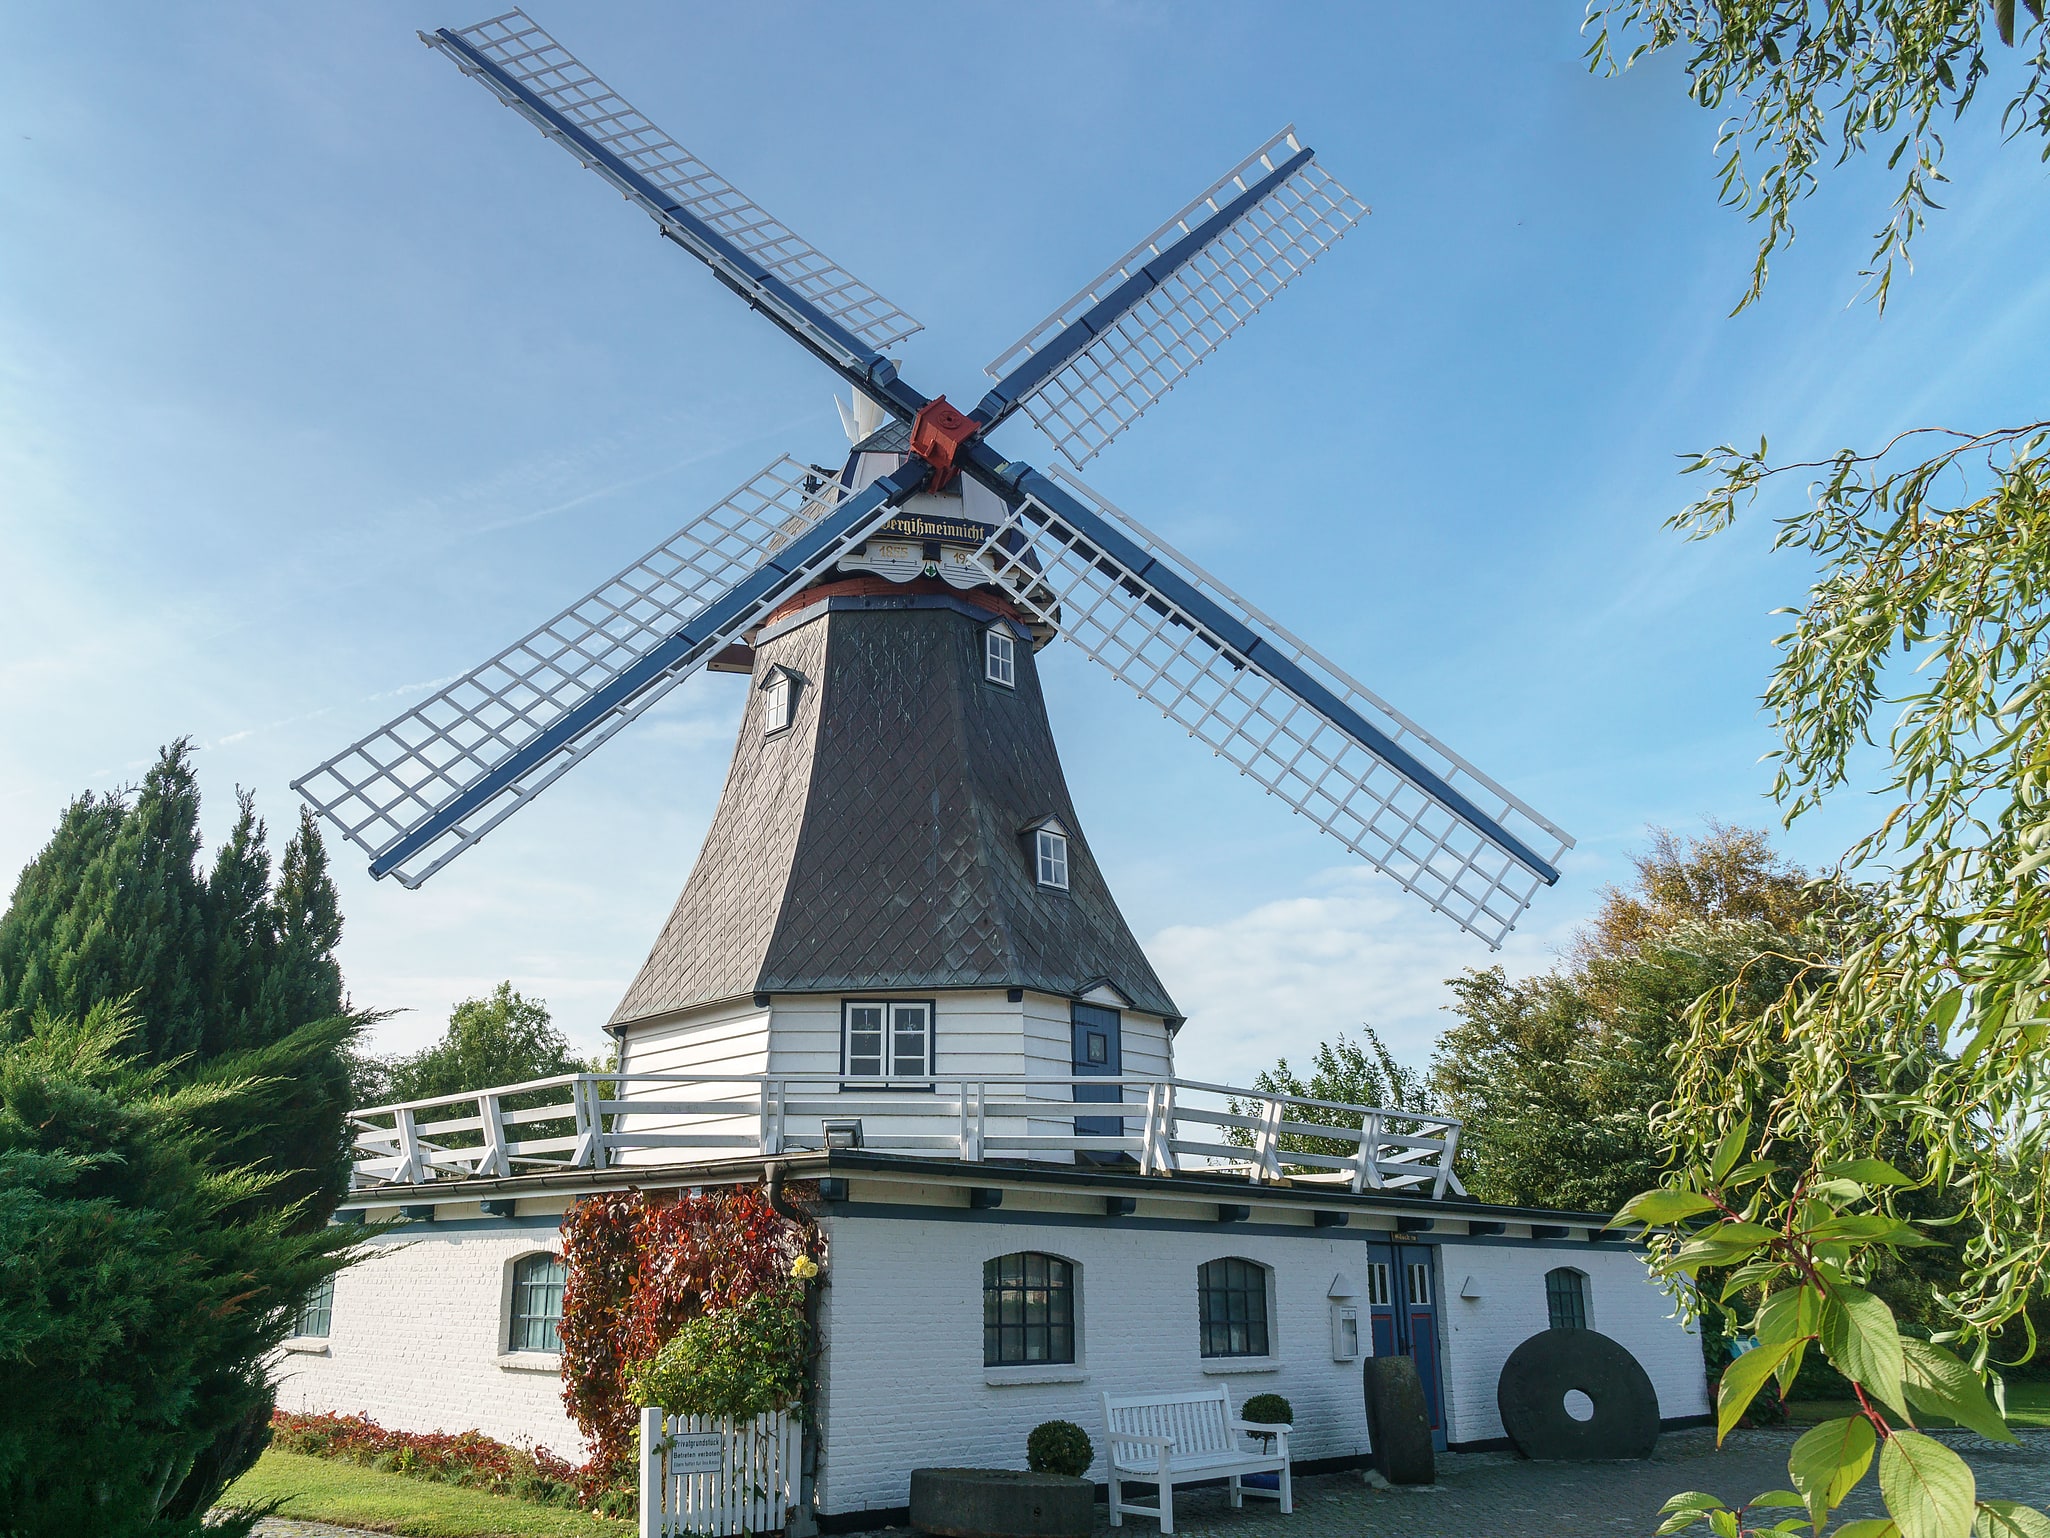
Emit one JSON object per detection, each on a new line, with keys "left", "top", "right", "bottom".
{"left": 294, "top": 8, "right": 1571, "bottom": 965}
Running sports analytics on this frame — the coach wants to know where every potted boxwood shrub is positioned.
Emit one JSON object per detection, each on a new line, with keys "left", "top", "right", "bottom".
{"left": 1238, "top": 1393, "right": 1293, "bottom": 1491}
{"left": 1026, "top": 1420, "right": 1094, "bottom": 1478}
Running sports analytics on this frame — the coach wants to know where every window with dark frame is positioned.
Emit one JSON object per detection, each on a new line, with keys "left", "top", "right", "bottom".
{"left": 985, "top": 627, "right": 1016, "bottom": 688}
{"left": 1546, "top": 1266, "right": 1588, "bottom": 1331}
{"left": 1198, "top": 1257, "right": 1271, "bottom": 1358}
{"left": 509, "top": 1253, "right": 567, "bottom": 1352}
{"left": 843, "top": 1000, "right": 932, "bottom": 1080}
{"left": 983, "top": 1251, "right": 1076, "bottom": 1366}
{"left": 293, "top": 1274, "right": 334, "bottom": 1339}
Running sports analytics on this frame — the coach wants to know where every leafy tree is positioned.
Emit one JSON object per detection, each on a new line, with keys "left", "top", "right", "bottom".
{"left": 1585, "top": 4, "right": 2050, "bottom": 1534}
{"left": 368, "top": 981, "right": 591, "bottom": 1106}
{"left": 1431, "top": 825, "right": 1833, "bottom": 1214}
{"left": 0, "top": 1003, "right": 357, "bottom": 1536}
{"left": 0, "top": 742, "right": 364, "bottom": 1521}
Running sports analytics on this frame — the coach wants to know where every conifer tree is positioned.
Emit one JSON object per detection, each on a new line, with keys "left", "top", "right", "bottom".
{"left": 0, "top": 740, "right": 366, "bottom": 1524}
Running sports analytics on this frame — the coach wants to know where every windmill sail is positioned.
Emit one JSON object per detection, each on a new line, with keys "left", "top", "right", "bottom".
{"left": 979, "top": 127, "right": 1365, "bottom": 467}
{"left": 426, "top": 10, "right": 921, "bottom": 357}
{"left": 972, "top": 467, "right": 1571, "bottom": 947}
{"left": 295, "top": 456, "right": 895, "bottom": 888}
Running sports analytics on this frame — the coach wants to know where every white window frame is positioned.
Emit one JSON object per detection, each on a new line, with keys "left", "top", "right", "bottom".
{"left": 841, "top": 998, "right": 935, "bottom": 1083}
{"left": 1365, "top": 1261, "right": 1392, "bottom": 1308}
{"left": 761, "top": 668, "right": 797, "bottom": 736}
{"left": 1035, "top": 828, "right": 1069, "bottom": 890}
{"left": 985, "top": 627, "right": 1016, "bottom": 689}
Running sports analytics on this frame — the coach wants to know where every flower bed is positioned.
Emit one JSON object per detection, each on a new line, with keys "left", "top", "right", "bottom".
{"left": 268, "top": 1409, "right": 596, "bottom": 1509}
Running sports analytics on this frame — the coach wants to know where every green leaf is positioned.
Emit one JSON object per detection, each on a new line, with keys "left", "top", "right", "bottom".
{"left": 1977, "top": 1501, "right": 2050, "bottom": 1538}
{"left": 1900, "top": 1338, "right": 2015, "bottom": 1443}
{"left": 1662, "top": 1493, "right": 1728, "bottom": 1515}
{"left": 1751, "top": 1490, "right": 1806, "bottom": 1507}
{"left": 1709, "top": 1511, "right": 1738, "bottom": 1538}
{"left": 1614, "top": 1188, "right": 1717, "bottom": 1226}
{"left": 1810, "top": 1177, "right": 1870, "bottom": 1205}
{"left": 1756, "top": 1285, "right": 1823, "bottom": 1347}
{"left": 1821, "top": 1158, "right": 1915, "bottom": 1188}
{"left": 1821, "top": 1289, "right": 1910, "bottom": 1418}
{"left": 1726, "top": 1159, "right": 1779, "bottom": 1186}
{"left": 1995, "top": 0, "right": 2017, "bottom": 46}
{"left": 1719, "top": 1339, "right": 1799, "bottom": 1440}
{"left": 1712, "top": 1118, "right": 1751, "bottom": 1182}
{"left": 1834, "top": 1522, "right": 1901, "bottom": 1538}
{"left": 1789, "top": 1415, "right": 1876, "bottom": 1524}
{"left": 1880, "top": 1431, "right": 1975, "bottom": 1538}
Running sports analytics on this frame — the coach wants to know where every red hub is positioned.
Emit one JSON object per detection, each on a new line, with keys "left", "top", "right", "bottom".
{"left": 908, "top": 396, "right": 979, "bottom": 492}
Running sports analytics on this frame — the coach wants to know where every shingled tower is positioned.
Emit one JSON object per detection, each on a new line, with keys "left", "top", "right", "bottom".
{"left": 608, "top": 404, "right": 1181, "bottom": 1102}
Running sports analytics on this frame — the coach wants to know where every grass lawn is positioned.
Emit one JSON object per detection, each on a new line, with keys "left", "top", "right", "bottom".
{"left": 222, "top": 1450, "right": 631, "bottom": 1538}
{"left": 1786, "top": 1378, "right": 2050, "bottom": 1430}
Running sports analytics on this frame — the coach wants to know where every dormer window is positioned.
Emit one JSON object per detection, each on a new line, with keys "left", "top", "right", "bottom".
{"left": 1020, "top": 814, "right": 1071, "bottom": 891}
{"left": 985, "top": 627, "right": 1016, "bottom": 688}
{"left": 760, "top": 665, "right": 799, "bottom": 736}
{"left": 1036, "top": 829, "right": 1068, "bottom": 889}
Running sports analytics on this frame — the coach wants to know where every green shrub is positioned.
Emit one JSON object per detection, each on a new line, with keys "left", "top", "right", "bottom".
{"left": 1239, "top": 1393, "right": 1293, "bottom": 1427}
{"left": 627, "top": 1286, "right": 806, "bottom": 1419}
{"left": 1026, "top": 1420, "right": 1093, "bottom": 1478}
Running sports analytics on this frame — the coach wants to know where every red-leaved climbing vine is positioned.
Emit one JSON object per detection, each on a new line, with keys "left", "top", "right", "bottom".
{"left": 557, "top": 1184, "right": 815, "bottom": 1496}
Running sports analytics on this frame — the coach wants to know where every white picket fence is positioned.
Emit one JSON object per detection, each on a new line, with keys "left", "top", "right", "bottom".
{"left": 346, "top": 1072, "right": 1464, "bottom": 1198}
{"left": 639, "top": 1407, "right": 799, "bottom": 1538}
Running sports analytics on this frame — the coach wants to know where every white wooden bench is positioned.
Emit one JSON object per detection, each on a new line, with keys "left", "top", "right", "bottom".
{"left": 1101, "top": 1388, "right": 1292, "bottom": 1533}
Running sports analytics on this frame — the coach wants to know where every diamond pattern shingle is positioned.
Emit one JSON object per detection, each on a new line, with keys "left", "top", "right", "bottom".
{"left": 610, "top": 593, "right": 1177, "bottom": 1024}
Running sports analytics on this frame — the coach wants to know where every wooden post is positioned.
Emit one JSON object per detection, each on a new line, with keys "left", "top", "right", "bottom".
{"left": 759, "top": 1078, "right": 783, "bottom": 1156}
{"left": 1251, "top": 1098, "right": 1284, "bottom": 1184}
{"left": 1433, "top": 1123, "right": 1460, "bottom": 1200}
{"left": 639, "top": 1405, "right": 663, "bottom": 1538}
{"left": 478, "top": 1092, "right": 510, "bottom": 1179}
{"left": 394, "top": 1107, "right": 425, "bottom": 1186}
{"left": 1351, "top": 1111, "right": 1382, "bottom": 1193}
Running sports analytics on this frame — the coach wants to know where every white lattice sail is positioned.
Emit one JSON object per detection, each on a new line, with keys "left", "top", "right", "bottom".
{"left": 976, "top": 469, "right": 1571, "bottom": 947}
{"left": 295, "top": 457, "right": 851, "bottom": 888}
{"left": 984, "top": 127, "right": 1366, "bottom": 467}
{"left": 433, "top": 9, "right": 922, "bottom": 353}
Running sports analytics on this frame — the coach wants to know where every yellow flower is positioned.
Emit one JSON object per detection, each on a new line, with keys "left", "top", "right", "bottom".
{"left": 791, "top": 1255, "right": 819, "bottom": 1280}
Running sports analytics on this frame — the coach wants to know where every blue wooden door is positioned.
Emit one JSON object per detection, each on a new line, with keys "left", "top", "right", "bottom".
{"left": 1070, "top": 1002, "right": 1123, "bottom": 1154}
{"left": 1363, "top": 1241, "right": 1446, "bottom": 1449}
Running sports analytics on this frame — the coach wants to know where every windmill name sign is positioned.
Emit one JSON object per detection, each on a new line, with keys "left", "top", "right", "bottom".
{"left": 272, "top": 8, "right": 1705, "bottom": 1526}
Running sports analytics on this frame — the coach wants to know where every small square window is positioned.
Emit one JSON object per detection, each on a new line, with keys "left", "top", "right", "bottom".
{"left": 1086, "top": 1031, "right": 1108, "bottom": 1064}
{"left": 985, "top": 628, "right": 1016, "bottom": 688}
{"left": 1035, "top": 829, "right": 1068, "bottom": 890}
{"left": 844, "top": 1000, "right": 931, "bottom": 1080}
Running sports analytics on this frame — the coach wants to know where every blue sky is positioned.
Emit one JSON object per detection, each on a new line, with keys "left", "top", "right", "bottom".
{"left": 4, "top": 3, "right": 2046, "bottom": 1083}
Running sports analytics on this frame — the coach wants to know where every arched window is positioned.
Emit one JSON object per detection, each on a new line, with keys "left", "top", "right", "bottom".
{"left": 983, "top": 1252, "right": 1076, "bottom": 1366}
{"left": 1198, "top": 1257, "right": 1271, "bottom": 1358}
{"left": 509, "top": 1253, "right": 567, "bottom": 1352}
{"left": 1546, "top": 1266, "right": 1588, "bottom": 1331}
{"left": 293, "top": 1274, "right": 335, "bottom": 1339}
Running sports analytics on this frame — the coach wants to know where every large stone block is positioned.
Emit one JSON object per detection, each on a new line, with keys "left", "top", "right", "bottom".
{"left": 1361, "top": 1355, "right": 1435, "bottom": 1485}
{"left": 909, "top": 1468, "right": 1094, "bottom": 1538}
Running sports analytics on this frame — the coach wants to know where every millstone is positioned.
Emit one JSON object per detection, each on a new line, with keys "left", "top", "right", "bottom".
{"left": 1496, "top": 1327, "right": 1660, "bottom": 1461}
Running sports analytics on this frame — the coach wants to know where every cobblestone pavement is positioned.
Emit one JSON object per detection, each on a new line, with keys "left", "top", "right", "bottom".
{"left": 250, "top": 1429, "right": 2050, "bottom": 1538}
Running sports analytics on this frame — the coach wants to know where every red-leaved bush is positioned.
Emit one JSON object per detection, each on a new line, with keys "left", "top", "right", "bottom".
{"left": 268, "top": 1409, "right": 594, "bottom": 1507}
{"left": 557, "top": 1185, "right": 815, "bottom": 1497}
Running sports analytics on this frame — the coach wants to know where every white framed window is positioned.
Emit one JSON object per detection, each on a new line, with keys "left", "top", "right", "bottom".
{"left": 843, "top": 999, "right": 933, "bottom": 1080}
{"left": 508, "top": 1253, "right": 566, "bottom": 1353}
{"left": 293, "top": 1274, "right": 335, "bottom": 1339}
{"left": 985, "top": 627, "right": 1016, "bottom": 688}
{"left": 1035, "top": 829, "right": 1069, "bottom": 890}
{"left": 1198, "top": 1257, "right": 1273, "bottom": 1358}
{"left": 760, "top": 667, "right": 798, "bottom": 736}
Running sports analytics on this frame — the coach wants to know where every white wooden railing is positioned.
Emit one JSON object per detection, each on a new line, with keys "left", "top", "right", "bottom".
{"left": 346, "top": 1072, "right": 1464, "bottom": 1198}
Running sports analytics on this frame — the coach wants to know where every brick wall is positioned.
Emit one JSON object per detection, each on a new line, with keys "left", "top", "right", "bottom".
{"left": 810, "top": 1209, "right": 1705, "bottom": 1519}
{"left": 272, "top": 1220, "right": 583, "bottom": 1456}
